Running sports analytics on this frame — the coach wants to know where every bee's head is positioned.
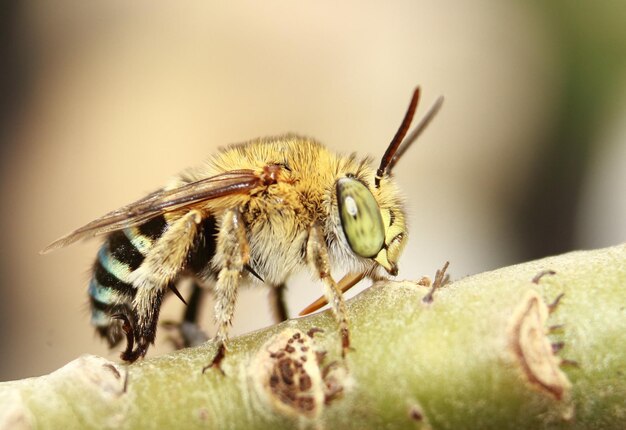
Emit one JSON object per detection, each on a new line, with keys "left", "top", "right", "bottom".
{"left": 335, "top": 87, "right": 442, "bottom": 275}
{"left": 336, "top": 175, "right": 405, "bottom": 275}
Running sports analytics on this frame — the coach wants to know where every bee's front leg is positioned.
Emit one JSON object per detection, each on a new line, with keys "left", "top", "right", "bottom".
{"left": 306, "top": 223, "right": 351, "bottom": 357}
{"left": 127, "top": 209, "right": 203, "bottom": 361}
{"left": 204, "top": 208, "right": 249, "bottom": 373}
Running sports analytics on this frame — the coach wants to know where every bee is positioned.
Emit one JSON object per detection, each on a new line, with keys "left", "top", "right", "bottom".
{"left": 43, "top": 88, "right": 443, "bottom": 370}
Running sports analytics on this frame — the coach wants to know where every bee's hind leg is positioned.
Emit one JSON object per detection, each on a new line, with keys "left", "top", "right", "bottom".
{"left": 306, "top": 223, "right": 351, "bottom": 357}
{"left": 203, "top": 209, "right": 249, "bottom": 373}
{"left": 126, "top": 209, "right": 203, "bottom": 361}
{"left": 180, "top": 281, "right": 210, "bottom": 346}
{"left": 114, "top": 290, "right": 164, "bottom": 362}
{"left": 269, "top": 283, "right": 289, "bottom": 323}
{"left": 162, "top": 281, "right": 210, "bottom": 349}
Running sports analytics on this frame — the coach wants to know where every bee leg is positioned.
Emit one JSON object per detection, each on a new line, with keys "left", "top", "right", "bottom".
{"left": 269, "top": 283, "right": 289, "bottom": 323}
{"left": 112, "top": 312, "right": 136, "bottom": 361}
{"left": 128, "top": 209, "right": 203, "bottom": 361}
{"left": 126, "top": 291, "right": 163, "bottom": 362}
{"left": 306, "top": 223, "right": 351, "bottom": 357}
{"left": 204, "top": 209, "right": 249, "bottom": 373}
{"left": 180, "top": 281, "right": 210, "bottom": 346}
{"left": 162, "top": 281, "right": 210, "bottom": 349}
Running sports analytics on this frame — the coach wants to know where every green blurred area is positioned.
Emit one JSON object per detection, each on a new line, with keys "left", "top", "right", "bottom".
{"left": 517, "top": 1, "right": 626, "bottom": 259}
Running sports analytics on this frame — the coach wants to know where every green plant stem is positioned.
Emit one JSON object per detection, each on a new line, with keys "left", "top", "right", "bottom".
{"left": 1, "top": 244, "right": 625, "bottom": 429}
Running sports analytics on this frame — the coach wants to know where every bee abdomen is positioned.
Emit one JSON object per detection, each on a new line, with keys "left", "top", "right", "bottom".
{"left": 89, "top": 215, "right": 167, "bottom": 346}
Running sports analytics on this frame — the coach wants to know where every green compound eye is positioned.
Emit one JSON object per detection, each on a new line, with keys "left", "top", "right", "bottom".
{"left": 336, "top": 177, "right": 385, "bottom": 258}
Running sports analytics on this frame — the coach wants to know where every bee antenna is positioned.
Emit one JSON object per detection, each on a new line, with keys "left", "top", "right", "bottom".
{"left": 387, "top": 94, "right": 444, "bottom": 174}
{"left": 375, "top": 88, "right": 444, "bottom": 187}
{"left": 375, "top": 87, "right": 420, "bottom": 188}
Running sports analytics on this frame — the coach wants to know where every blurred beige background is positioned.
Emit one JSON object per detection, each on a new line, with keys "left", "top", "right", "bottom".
{"left": 1, "top": 1, "right": 625, "bottom": 380}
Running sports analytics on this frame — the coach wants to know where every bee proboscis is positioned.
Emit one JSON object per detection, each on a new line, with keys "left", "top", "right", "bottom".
{"left": 43, "top": 87, "right": 443, "bottom": 369}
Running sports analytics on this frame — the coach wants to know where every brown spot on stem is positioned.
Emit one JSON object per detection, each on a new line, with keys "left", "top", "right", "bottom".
{"left": 298, "top": 396, "right": 316, "bottom": 412}
{"left": 409, "top": 405, "right": 423, "bottom": 421}
{"left": 548, "top": 293, "right": 565, "bottom": 314}
{"left": 251, "top": 328, "right": 348, "bottom": 419}
{"left": 300, "top": 374, "right": 312, "bottom": 390}
{"left": 532, "top": 270, "right": 556, "bottom": 284}
{"left": 307, "top": 327, "right": 323, "bottom": 338}
{"left": 508, "top": 291, "right": 571, "bottom": 400}
{"left": 560, "top": 358, "right": 579, "bottom": 368}
{"left": 102, "top": 363, "right": 121, "bottom": 379}
{"left": 196, "top": 408, "right": 209, "bottom": 422}
{"left": 548, "top": 324, "right": 565, "bottom": 333}
{"left": 279, "top": 359, "right": 295, "bottom": 385}
{"left": 407, "top": 402, "right": 432, "bottom": 429}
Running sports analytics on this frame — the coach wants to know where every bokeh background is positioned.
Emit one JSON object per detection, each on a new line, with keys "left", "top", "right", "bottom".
{"left": 1, "top": 1, "right": 625, "bottom": 381}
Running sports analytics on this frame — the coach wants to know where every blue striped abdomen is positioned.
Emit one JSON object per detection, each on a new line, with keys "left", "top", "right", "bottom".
{"left": 88, "top": 214, "right": 218, "bottom": 347}
{"left": 89, "top": 215, "right": 167, "bottom": 346}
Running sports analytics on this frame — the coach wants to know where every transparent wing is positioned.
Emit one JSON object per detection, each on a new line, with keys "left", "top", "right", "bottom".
{"left": 42, "top": 169, "right": 262, "bottom": 253}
